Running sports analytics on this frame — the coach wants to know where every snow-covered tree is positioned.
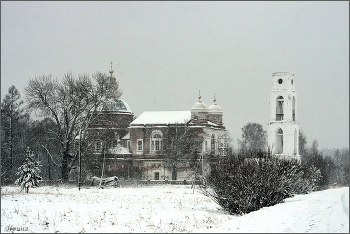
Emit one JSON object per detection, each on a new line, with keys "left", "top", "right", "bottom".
{"left": 15, "top": 147, "right": 42, "bottom": 193}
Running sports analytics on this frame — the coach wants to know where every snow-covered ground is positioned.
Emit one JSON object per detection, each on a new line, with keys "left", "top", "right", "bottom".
{"left": 1, "top": 184, "right": 348, "bottom": 233}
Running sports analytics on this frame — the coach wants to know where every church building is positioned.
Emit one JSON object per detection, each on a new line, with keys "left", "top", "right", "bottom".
{"left": 85, "top": 65, "right": 228, "bottom": 181}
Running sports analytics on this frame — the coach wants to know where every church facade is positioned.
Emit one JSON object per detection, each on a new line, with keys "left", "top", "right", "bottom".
{"left": 85, "top": 66, "right": 228, "bottom": 181}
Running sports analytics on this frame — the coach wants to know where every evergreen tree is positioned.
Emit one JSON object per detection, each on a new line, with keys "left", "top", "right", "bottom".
{"left": 1, "top": 85, "right": 29, "bottom": 185}
{"left": 15, "top": 147, "right": 42, "bottom": 193}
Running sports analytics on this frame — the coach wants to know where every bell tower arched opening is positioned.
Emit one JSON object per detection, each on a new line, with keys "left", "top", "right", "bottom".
{"left": 292, "top": 96, "right": 296, "bottom": 121}
{"left": 276, "top": 96, "right": 284, "bottom": 121}
{"left": 276, "top": 128, "right": 283, "bottom": 154}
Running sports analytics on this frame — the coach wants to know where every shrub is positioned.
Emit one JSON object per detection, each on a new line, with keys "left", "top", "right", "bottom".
{"left": 199, "top": 154, "right": 321, "bottom": 215}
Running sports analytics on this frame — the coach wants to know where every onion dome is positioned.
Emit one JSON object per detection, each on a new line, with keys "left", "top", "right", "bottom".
{"left": 100, "top": 98, "right": 132, "bottom": 113}
{"left": 191, "top": 90, "right": 208, "bottom": 111}
{"left": 208, "top": 94, "right": 223, "bottom": 114}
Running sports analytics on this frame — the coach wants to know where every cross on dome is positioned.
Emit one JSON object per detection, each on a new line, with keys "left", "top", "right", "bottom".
{"left": 109, "top": 61, "right": 114, "bottom": 76}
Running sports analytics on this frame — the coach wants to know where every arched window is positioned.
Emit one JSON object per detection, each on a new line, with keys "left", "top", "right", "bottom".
{"left": 151, "top": 131, "right": 163, "bottom": 152}
{"left": 276, "top": 96, "right": 284, "bottom": 120}
{"left": 276, "top": 128, "right": 283, "bottom": 154}
{"left": 292, "top": 96, "right": 296, "bottom": 121}
{"left": 211, "top": 134, "right": 216, "bottom": 155}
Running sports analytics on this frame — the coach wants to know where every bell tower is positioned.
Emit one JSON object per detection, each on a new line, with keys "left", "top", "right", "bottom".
{"left": 267, "top": 72, "right": 300, "bottom": 160}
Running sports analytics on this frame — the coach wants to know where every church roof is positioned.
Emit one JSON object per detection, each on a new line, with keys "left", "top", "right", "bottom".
{"left": 130, "top": 111, "right": 191, "bottom": 125}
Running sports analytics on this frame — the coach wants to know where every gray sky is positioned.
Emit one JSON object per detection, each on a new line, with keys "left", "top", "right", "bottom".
{"left": 1, "top": 1, "right": 349, "bottom": 150}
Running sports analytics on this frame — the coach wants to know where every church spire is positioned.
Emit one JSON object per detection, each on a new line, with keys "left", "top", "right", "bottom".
{"left": 109, "top": 61, "right": 114, "bottom": 77}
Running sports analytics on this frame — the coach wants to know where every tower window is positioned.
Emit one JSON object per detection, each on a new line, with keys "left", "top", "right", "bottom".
{"left": 292, "top": 96, "right": 296, "bottom": 121}
{"left": 276, "top": 96, "right": 284, "bottom": 121}
{"left": 278, "top": 78, "right": 283, "bottom": 84}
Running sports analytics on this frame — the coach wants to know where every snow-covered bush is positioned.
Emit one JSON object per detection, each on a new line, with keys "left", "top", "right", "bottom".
{"left": 14, "top": 147, "right": 42, "bottom": 193}
{"left": 199, "top": 154, "right": 321, "bottom": 215}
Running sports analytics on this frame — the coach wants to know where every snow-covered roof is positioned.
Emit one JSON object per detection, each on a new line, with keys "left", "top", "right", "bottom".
{"left": 191, "top": 101, "right": 207, "bottom": 110}
{"left": 208, "top": 103, "right": 223, "bottom": 113}
{"left": 97, "top": 99, "right": 132, "bottom": 113}
{"left": 130, "top": 111, "right": 191, "bottom": 125}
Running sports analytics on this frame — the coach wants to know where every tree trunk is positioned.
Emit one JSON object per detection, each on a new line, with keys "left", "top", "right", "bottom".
{"left": 61, "top": 151, "right": 69, "bottom": 181}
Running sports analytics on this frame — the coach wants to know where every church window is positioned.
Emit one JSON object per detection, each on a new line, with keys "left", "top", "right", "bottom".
{"left": 137, "top": 139, "right": 143, "bottom": 151}
{"left": 211, "top": 134, "right": 216, "bottom": 155}
{"left": 154, "top": 172, "right": 160, "bottom": 180}
{"left": 278, "top": 78, "right": 283, "bottom": 84}
{"left": 151, "top": 131, "right": 163, "bottom": 152}
{"left": 276, "top": 96, "right": 284, "bottom": 121}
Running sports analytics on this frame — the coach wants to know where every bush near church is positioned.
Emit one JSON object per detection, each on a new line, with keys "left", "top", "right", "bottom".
{"left": 200, "top": 153, "right": 321, "bottom": 215}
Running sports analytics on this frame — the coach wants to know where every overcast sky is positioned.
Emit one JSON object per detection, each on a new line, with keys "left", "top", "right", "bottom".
{"left": 1, "top": 1, "right": 349, "bottom": 150}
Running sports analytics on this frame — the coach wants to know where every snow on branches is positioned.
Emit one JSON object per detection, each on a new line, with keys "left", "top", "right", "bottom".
{"left": 15, "top": 147, "right": 42, "bottom": 193}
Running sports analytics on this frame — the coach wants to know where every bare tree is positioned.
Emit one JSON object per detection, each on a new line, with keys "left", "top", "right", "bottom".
{"left": 237, "top": 122, "right": 267, "bottom": 157}
{"left": 24, "top": 72, "right": 122, "bottom": 181}
{"left": 164, "top": 123, "right": 204, "bottom": 180}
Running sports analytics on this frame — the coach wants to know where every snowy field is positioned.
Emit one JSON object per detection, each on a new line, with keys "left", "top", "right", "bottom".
{"left": 1, "top": 184, "right": 348, "bottom": 233}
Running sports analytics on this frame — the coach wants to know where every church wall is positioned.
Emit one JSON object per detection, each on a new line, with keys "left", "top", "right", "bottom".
{"left": 207, "top": 114, "right": 223, "bottom": 125}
